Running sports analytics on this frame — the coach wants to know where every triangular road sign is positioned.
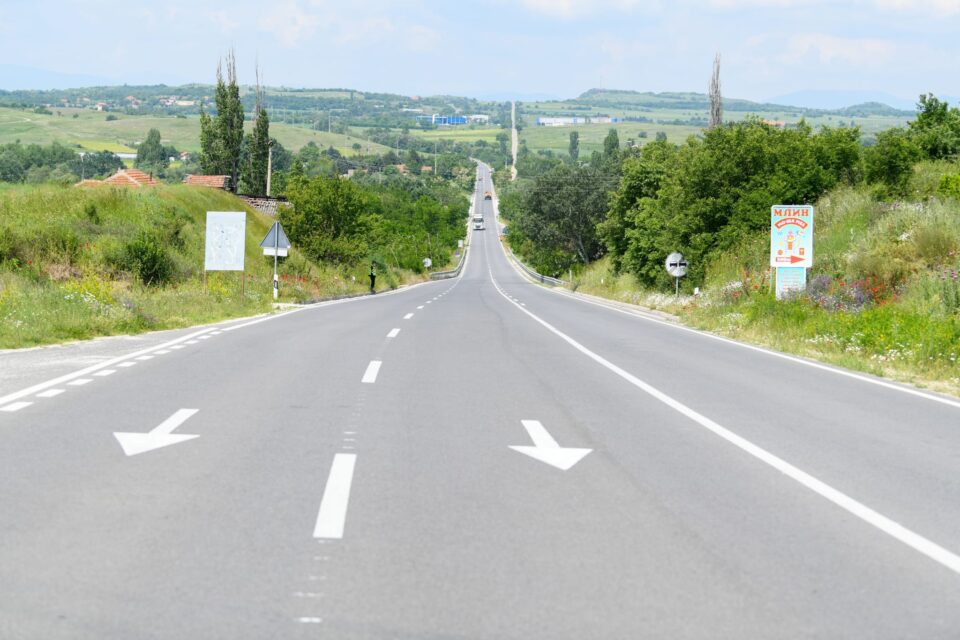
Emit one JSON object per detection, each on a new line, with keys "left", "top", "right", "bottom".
{"left": 260, "top": 222, "right": 291, "bottom": 250}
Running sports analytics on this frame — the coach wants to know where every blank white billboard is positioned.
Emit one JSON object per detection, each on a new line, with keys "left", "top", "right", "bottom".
{"left": 204, "top": 212, "right": 246, "bottom": 271}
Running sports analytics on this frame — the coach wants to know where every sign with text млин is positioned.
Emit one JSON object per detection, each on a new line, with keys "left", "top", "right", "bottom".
{"left": 770, "top": 205, "right": 814, "bottom": 269}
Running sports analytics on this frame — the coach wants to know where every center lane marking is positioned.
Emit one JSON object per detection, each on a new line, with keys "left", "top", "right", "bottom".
{"left": 313, "top": 453, "right": 357, "bottom": 539}
{"left": 361, "top": 360, "right": 382, "bottom": 384}
{"left": 403, "top": 313, "right": 414, "bottom": 320}
{"left": 387, "top": 328, "right": 401, "bottom": 338}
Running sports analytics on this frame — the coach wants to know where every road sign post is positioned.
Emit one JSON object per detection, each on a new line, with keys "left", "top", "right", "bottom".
{"left": 770, "top": 205, "right": 814, "bottom": 300}
{"left": 260, "top": 222, "right": 291, "bottom": 301}
{"left": 665, "top": 252, "right": 688, "bottom": 296}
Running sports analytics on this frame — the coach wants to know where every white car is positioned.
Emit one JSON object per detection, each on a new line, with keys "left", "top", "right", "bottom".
{"left": 473, "top": 215, "right": 485, "bottom": 230}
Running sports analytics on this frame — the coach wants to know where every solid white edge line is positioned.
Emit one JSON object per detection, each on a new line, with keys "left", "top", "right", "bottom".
{"left": 361, "top": 360, "right": 382, "bottom": 384}
{"left": 313, "top": 453, "right": 357, "bottom": 539}
{"left": 0, "top": 241, "right": 460, "bottom": 412}
{"left": 490, "top": 271, "right": 960, "bottom": 577}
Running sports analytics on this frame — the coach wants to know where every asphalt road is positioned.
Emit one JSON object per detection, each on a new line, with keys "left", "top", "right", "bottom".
{"left": 2, "top": 164, "right": 960, "bottom": 639}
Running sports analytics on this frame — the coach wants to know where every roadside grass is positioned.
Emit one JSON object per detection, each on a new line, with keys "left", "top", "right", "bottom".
{"left": 0, "top": 184, "right": 420, "bottom": 348}
{"left": 571, "top": 181, "right": 960, "bottom": 397}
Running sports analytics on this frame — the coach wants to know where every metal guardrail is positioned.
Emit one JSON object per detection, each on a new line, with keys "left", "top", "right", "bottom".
{"left": 505, "top": 247, "right": 566, "bottom": 287}
{"left": 430, "top": 247, "right": 467, "bottom": 280}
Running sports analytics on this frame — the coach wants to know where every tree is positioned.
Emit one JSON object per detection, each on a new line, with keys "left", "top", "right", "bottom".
{"left": 240, "top": 68, "right": 270, "bottom": 196}
{"left": 136, "top": 128, "right": 167, "bottom": 170}
{"left": 603, "top": 128, "right": 620, "bottom": 159}
{"left": 496, "top": 131, "right": 509, "bottom": 156}
{"left": 908, "top": 93, "right": 960, "bottom": 160}
{"left": 865, "top": 128, "right": 921, "bottom": 195}
{"left": 568, "top": 131, "right": 579, "bottom": 164}
{"left": 199, "top": 50, "right": 245, "bottom": 190}
{"left": 709, "top": 53, "right": 722, "bottom": 129}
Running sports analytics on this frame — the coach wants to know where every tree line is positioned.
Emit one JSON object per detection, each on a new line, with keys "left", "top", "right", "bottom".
{"left": 500, "top": 93, "right": 960, "bottom": 290}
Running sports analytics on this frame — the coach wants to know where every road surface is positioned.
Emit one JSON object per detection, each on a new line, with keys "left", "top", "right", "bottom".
{"left": 2, "top": 164, "right": 960, "bottom": 639}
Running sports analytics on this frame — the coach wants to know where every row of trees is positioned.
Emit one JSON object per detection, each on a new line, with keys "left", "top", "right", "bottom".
{"left": 0, "top": 141, "right": 122, "bottom": 185}
{"left": 198, "top": 51, "right": 271, "bottom": 196}
{"left": 502, "top": 94, "right": 960, "bottom": 290}
{"left": 279, "top": 172, "right": 468, "bottom": 272}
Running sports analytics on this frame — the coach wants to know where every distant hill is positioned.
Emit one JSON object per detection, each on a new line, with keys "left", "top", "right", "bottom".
{"left": 573, "top": 88, "right": 915, "bottom": 117}
{"left": 767, "top": 90, "right": 918, "bottom": 112}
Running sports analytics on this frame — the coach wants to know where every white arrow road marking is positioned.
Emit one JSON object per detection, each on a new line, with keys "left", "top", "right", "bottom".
{"left": 509, "top": 420, "right": 592, "bottom": 471}
{"left": 114, "top": 409, "right": 200, "bottom": 456}
{"left": 313, "top": 453, "right": 357, "bottom": 539}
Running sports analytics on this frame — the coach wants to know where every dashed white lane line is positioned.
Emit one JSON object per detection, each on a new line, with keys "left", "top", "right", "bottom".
{"left": 313, "top": 453, "right": 358, "bottom": 539}
{"left": 0, "top": 401, "right": 32, "bottom": 412}
{"left": 36, "top": 389, "right": 65, "bottom": 398}
{"left": 154, "top": 350, "right": 171, "bottom": 355}
{"left": 118, "top": 362, "right": 137, "bottom": 368}
{"left": 170, "top": 345, "right": 185, "bottom": 350}
{"left": 426, "top": 301, "right": 432, "bottom": 304}
{"left": 135, "top": 355, "right": 154, "bottom": 361}
{"left": 387, "top": 328, "right": 401, "bottom": 338}
{"left": 296, "top": 617, "right": 323, "bottom": 624}
{"left": 185, "top": 340, "right": 199, "bottom": 345}
{"left": 94, "top": 369, "right": 116, "bottom": 377}
{"left": 68, "top": 379, "right": 93, "bottom": 386}
{"left": 361, "top": 360, "right": 382, "bottom": 384}
{"left": 198, "top": 335, "right": 212, "bottom": 340}
{"left": 404, "top": 313, "right": 414, "bottom": 320}
{"left": 211, "top": 331, "right": 223, "bottom": 335}
{"left": 417, "top": 305, "right": 424, "bottom": 309}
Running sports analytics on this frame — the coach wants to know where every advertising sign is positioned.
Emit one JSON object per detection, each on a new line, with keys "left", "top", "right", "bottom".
{"left": 204, "top": 212, "right": 246, "bottom": 271}
{"left": 770, "top": 205, "right": 814, "bottom": 269}
{"left": 776, "top": 267, "right": 807, "bottom": 300}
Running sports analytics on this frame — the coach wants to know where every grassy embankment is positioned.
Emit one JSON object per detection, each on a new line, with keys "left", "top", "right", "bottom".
{"left": 572, "top": 163, "right": 960, "bottom": 396}
{"left": 0, "top": 107, "right": 391, "bottom": 156}
{"left": 0, "top": 184, "right": 422, "bottom": 349}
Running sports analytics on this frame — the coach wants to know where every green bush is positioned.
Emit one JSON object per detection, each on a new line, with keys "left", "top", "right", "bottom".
{"left": 118, "top": 233, "right": 174, "bottom": 285}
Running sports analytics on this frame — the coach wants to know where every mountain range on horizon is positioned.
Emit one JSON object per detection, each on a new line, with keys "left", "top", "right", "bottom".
{"left": 4, "top": 63, "right": 958, "bottom": 115}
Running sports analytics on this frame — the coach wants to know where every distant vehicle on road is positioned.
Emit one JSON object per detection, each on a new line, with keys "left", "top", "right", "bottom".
{"left": 473, "top": 214, "right": 485, "bottom": 230}
{"left": 484, "top": 192, "right": 492, "bottom": 200}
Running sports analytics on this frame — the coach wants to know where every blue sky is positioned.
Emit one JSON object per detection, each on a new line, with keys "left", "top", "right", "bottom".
{"left": 1, "top": 0, "right": 958, "bottom": 104}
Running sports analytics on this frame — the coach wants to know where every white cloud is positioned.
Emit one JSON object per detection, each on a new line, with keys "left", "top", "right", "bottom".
{"left": 259, "top": 1, "right": 324, "bottom": 47}
{"left": 207, "top": 10, "right": 239, "bottom": 33}
{"left": 780, "top": 33, "right": 896, "bottom": 67}
{"left": 516, "top": 0, "right": 658, "bottom": 19}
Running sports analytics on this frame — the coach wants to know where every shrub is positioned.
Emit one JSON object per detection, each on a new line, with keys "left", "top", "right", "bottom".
{"left": 119, "top": 233, "right": 174, "bottom": 285}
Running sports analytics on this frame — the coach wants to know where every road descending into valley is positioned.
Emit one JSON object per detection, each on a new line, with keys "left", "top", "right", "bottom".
{"left": 3, "top": 164, "right": 960, "bottom": 639}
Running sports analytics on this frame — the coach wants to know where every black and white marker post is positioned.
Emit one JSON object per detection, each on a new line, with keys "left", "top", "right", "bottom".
{"left": 260, "top": 222, "right": 291, "bottom": 301}
{"left": 665, "top": 252, "right": 688, "bottom": 297}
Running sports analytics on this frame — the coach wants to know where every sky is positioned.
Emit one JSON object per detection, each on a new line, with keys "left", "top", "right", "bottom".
{"left": 1, "top": 0, "right": 958, "bottom": 106}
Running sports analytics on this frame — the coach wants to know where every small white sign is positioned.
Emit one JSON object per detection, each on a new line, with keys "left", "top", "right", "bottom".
{"left": 776, "top": 267, "right": 807, "bottom": 300}
{"left": 205, "top": 212, "right": 246, "bottom": 271}
{"left": 665, "top": 252, "right": 688, "bottom": 277}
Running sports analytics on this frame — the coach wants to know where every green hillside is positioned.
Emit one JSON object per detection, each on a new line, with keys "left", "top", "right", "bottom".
{"left": 0, "top": 184, "right": 385, "bottom": 348}
{"left": 0, "top": 107, "right": 391, "bottom": 155}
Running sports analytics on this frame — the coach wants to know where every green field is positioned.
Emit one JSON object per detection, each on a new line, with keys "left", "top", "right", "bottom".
{"left": 0, "top": 107, "right": 392, "bottom": 155}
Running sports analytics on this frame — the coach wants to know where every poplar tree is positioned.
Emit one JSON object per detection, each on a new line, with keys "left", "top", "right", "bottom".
{"left": 241, "top": 68, "right": 270, "bottom": 196}
{"left": 199, "top": 49, "right": 244, "bottom": 191}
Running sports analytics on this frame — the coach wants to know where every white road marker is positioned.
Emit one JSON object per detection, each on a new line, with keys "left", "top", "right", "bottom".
{"left": 94, "top": 369, "right": 116, "bottom": 377}
{"left": 36, "top": 389, "right": 65, "bottom": 398}
{"left": 198, "top": 335, "right": 212, "bottom": 340}
{"left": 0, "top": 401, "right": 32, "bottom": 412}
{"left": 154, "top": 350, "right": 171, "bottom": 355}
{"left": 118, "top": 362, "right": 137, "bottom": 367}
{"left": 170, "top": 345, "right": 185, "bottom": 350}
{"left": 68, "top": 378, "right": 93, "bottom": 386}
{"left": 361, "top": 360, "right": 382, "bottom": 384}
{"left": 491, "top": 273, "right": 960, "bottom": 577}
{"left": 296, "top": 617, "right": 323, "bottom": 624}
{"left": 313, "top": 453, "right": 357, "bottom": 539}
{"left": 387, "top": 328, "right": 401, "bottom": 338}
{"left": 135, "top": 355, "right": 154, "bottom": 361}
{"left": 417, "top": 305, "right": 424, "bottom": 309}
{"left": 185, "top": 340, "right": 199, "bottom": 345}
{"left": 426, "top": 301, "right": 432, "bottom": 304}
{"left": 113, "top": 408, "right": 200, "bottom": 456}
{"left": 403, "top": 313, "right": 414, "bottom": 320}
{"left": 509, "top": 420, "right": 592, "bottom": 471}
